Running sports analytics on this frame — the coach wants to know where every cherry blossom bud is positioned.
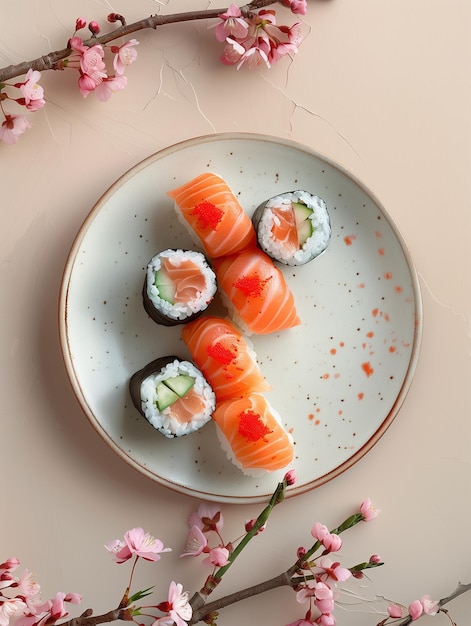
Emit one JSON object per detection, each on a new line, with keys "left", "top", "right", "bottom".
{"left": 107, "top": 13, "right": 126, "bottom": 26}
{"left": 408, "top": 600, "right": 424, "bottom": 620}
{"left": 88, "top": 21, "right": 100, "bottom": 36}
{"left": 387, "top": 604, "right": 403, "bottom": 618}
{"left": 75, "top": 17, "right": 87, "bottom": 31}
{"left": 369, "top": 554, "right": 382, "bottom": 564}
{"left": 297, "top": 546, "right": 306, "bottom": 560}
{"left": 351, "top": 570, "right": 364, "bottom": 579}
{"left": 245, "top": 519, "right": 266, "bottom": 534}
{"left": 284, "top": 469, "right": 297, "bottom": 486}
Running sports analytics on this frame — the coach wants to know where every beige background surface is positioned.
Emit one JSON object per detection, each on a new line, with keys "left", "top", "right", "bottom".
{"left": 1, "top": 1, "right": 470, "bottom": 625}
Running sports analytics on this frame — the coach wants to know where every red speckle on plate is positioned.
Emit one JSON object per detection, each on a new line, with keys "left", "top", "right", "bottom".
{"left": 375, "top": 230, "right": 382, "bottom": 238}
{"left": 366, "top": 331, "right": 374, "bottom": 338}
{"left": 361, "top": 361, "right": 374, "bottom": 377}
{"left": 378, "top": 248, "right": 385, "bottom": 256}
{"left": 344, "top": 235, "right": 357, "bottom": 245}
{"left": 357, "top": 282, "right": 365, "bottom": 288}
{"left": 322, "top": 373, "right": 330, "bottom": 379}
{"left": 384, "top": 272, "right": 392, "bottom": 280}
{"left": 330, "top": 348, "right": 337, "bottom": 355}
{"left": 358, "top": 392, "right": 365, "bottom": 400}
{"left": 389, "top": 346, "right": 397, "bottom": 353}
{"left": 395, "top": 285, "right": 403, "bottom": 294}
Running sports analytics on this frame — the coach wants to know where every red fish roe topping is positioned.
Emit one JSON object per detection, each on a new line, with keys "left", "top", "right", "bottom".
{"left": 190, "top": 201, "right": 224, "bottom": 230}
{"left": 207, "top": 341, "right": 237, "bottom": 365}
{"left": 234, "top": 273, "right": 271, "bottom": 297}
{"left": 238, "top": 410, "right": 272, "bottom": 442}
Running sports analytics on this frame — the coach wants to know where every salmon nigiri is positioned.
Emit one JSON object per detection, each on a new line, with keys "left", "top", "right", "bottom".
{"left": 181, "top": 316, "right": 271, "bottom": 401}
{"left": 213, "top": 393, "right": 294, "bottom": 475}
{"left": 212, "top": 248, "right": 301, "bottom": 335}
{"left": 167, "top": 172, "right": 256, "bottom": 258}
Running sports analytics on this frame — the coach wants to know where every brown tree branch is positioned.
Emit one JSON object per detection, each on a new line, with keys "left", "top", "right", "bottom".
{"left": 0, "top": 0, "right": 282, "bottom": 82}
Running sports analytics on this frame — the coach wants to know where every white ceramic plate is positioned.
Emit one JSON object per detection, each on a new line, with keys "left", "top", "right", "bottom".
{"left": 59, "top": 133, "right": 422, "bottom": 504}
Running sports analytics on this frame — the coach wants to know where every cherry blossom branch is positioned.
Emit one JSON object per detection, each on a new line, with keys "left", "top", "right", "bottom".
{"left": 0, "top": 0, "right": 281, "bottom": 82}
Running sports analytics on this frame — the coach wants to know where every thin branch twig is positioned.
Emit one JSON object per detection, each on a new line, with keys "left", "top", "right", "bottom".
{"left": 0, "top": 0, "right": 280, "bottom": 82}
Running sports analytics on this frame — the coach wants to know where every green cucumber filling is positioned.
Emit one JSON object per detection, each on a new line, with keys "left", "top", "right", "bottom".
{"left": 155, "top": 375, "right": 195, "bottom": 411}
{"left": 292, "top": 201, "right": 315, "bottom": 246}
{"left": 154, "top": 268, "right": 176, "bottom": 304}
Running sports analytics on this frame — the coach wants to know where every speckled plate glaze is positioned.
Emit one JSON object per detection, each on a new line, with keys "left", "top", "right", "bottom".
{"left": 59, "top": 133, "right": 422, "bottom": 504}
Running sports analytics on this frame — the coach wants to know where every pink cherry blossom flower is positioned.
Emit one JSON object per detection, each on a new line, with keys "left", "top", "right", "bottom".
{"left": 408, "top": 599, "right": 423, "bottom": 620}
{"left": 237, "top": 43, "right": 271, "bottom": 70}
{"left": 80, "top": 44, "right": 107, "bottom": 82}
{"left": 0, "top": 115, "right": 31, "bottom": 144}
{"left": 315, "top": 556, "right": 351, "bottom": 584}
{"left": 106, "top": 528, "right": 171, "bottom": 563}
{"left": 313, "top": 582, "right": 335, "bottom": 614}
{"left": 360, "top": 498, "right": 380, "bottom": 521}
{"left": 203, "top": 546, "right": 230, "bottom": 568}
{"left": 215, "top": 4, "right": 249, "bottom": 42}
{"left": 157, "top": 581, "right": 192, "bottom": 626}
{"left": 180, "top": 526, "right": 208, "bottom": 558}
{"left": 0, "top": 598, "right": 28, "bottom": 626}
{"left": 78, "top": 72, "right": 101, "bottom": 97}
{"left": 68, "top": 36, "right": 87, "bottom": 54}
{"left": 282, "top": 0, "right": 307, "bottom": 15}
{"left": 188, "top": 503, "right": 223, "bottom": 534}
{"left": 94, "top": 75, "right": 127, "bottom": 101}
{"left": 112, "top": 39, "right": 139, "bottom": 76}
{"left": 19, "top": 69, "right": 45, "bottom": 111}
{"left": 387, "top": 604, "right": 404, "bottom": 618}
{"left": 285, "top": 620, "right": 312, "bottom": 626}
{"left": 221, "top": 37, "right": 247, "bottom": 66}
{"left": 310, "top": 523, "right": 342, "bottom": 553}
{"left": 421, "top": 594, "right": 439, "bottom": 615}
{"left": 0, "top": 558, "right": 20, "bottom": 573}
{"left": 317, "top": 613, "right": 335, "bottom": 626}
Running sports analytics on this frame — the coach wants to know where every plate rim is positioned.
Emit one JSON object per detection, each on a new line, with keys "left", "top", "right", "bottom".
{"left": 58, "top": 131, "right": 423, "bottom": 504}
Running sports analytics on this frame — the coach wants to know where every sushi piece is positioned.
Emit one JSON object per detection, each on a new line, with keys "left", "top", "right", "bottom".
{"left": 167, "top": 172, "right": 256, "bottom": 258}
{"left": 181, "top": 316, "right": 271, "bottom": 401}
{"left": 252, "top": 190, "right": 331, "bottom": 266}
{"left": 143, "top": 249, "right": 217, "bottom": 326}
{"left": 129, "top": 356, "right": 216, "bottom": 438}
{"left": 212, "top": 248, "right": 301, "bottom": 335}
{"left": 213, "top": 393, "right": 294, "bottom": 476}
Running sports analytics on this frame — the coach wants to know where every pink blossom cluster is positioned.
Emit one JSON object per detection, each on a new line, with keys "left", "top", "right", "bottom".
{"left": 64, "top": 16, "right": 138, "bottom": 100}
{"left": 0, "top": 557, "right": 81, "bottom": 626}
{"left": 215, "top": 3, "right": 304, "bottom": 69}
{"left": 0, "top": 15, "right": 139, "bottom": 145}
{"left": 0, "top": 69, "right": 45, "bottom": 144}
{"left": 180, "top": 503, "right": 232, "bottom": 568}
{"left": 105, "top": 527, "right": 191, "bottom": 626}
{"left": 387, "top": 594, "right": 439, "bottom": 621}
{"left": 286, "top": 499, "right": 380, "bottom": 626}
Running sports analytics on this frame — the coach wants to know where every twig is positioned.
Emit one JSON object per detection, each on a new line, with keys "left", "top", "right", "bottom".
{"left": 0, "top": 1, "right": 281, "bottom": 82}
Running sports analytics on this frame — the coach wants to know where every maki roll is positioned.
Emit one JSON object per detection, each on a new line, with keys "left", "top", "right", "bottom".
{"left": 129, "top": 356, "right": 216, "bottom": 438}
{"left": 252, "top": 190, "right": 331, "bottom": 266}
{"left": 167, "top": 172, "right": 256, "bottom": 258}
{"left": 143, "top": 249, "right": 217, "bottom": 326}
{"left": 213, "top": 393, "right": 294, "bottom": 476}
